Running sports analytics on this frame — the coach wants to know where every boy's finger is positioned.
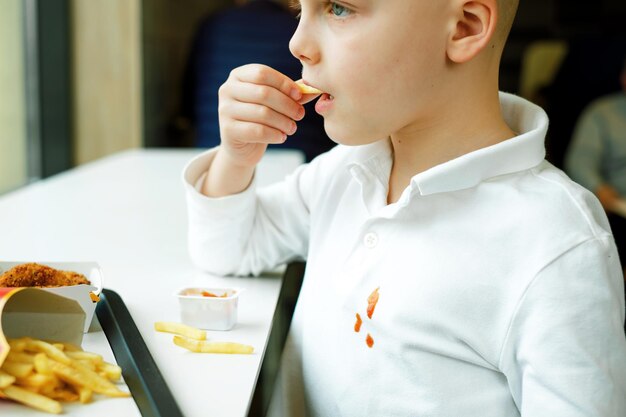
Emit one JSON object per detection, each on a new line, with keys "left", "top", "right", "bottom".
{"left": 232, "top": 64, "right": 302, "bottom": 101}
{"left": 228, "top": 82, "right": 304, "bottom": 122}
{"left": 222, "top": 121, "right": 288, "bottom": 145}
{"left": 229, "top": 102, "right": 297, "bottom": 136}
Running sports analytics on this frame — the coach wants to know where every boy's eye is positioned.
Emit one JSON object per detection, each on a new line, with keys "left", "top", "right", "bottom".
{"left": 329, "top": 2, "right": 351, "bottom": 17}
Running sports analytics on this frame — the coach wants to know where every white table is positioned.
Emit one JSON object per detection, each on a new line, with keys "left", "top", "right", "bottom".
{"left": 0, "top": 148, "right": 305, "bottom": 417}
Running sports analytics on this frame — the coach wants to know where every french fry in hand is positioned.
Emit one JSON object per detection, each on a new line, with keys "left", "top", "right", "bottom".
{"left": 154, "top": 321, "right": 206, "bottom": 340}
{"left": 295, "top": 80, "right": 322, "bottom": 95}
{"left": 173, "top": 335, "right": 254, "bottom": 354}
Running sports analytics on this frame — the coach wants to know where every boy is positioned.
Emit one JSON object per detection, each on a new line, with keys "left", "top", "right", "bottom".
{"left": 183, "top": 0, "right": 626, "bottom": 415}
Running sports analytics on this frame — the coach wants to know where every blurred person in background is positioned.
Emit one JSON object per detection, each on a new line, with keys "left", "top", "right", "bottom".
{"left": 180, "top": 0, "right": 334, "bottom": 161}
{"left": 541, "top": 37, "right": 626, "bottom": 169}
{"left": 565, "top": 57, "right": 626, "bottom": 281}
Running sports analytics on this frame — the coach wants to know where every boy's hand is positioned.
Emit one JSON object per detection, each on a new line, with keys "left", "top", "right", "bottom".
{"left": 202, "top": 64, "right": 320, "bottom": 197}
{"left": 217, "top": 64, "right": 308, "bottom": 168}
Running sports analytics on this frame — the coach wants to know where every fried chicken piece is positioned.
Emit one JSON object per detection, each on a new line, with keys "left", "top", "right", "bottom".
{"left": 0, "top": 263, "right": 90, "bottom": 287}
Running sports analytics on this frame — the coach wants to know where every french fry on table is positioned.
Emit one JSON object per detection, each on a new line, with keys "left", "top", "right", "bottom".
{"left": 0, "top": 337, "right": 131, "bottom": 414}
{"left": 0, "top": 370, "right": 16, "bottom": 389}
{"left": 48, "top": 359, "right": 130, "bottom": 398}
{"left": 7, "top": 338, "right": 27, "bottom": 352}
{"left": 66, "top": 350, "right": 104, "bottom": 365}
{"left": 98, "top": 361, "right": 122, "bottom": 381}
{"left": 48, "top": 387, "right": 79, "bottom": 403}
{"left": 77, "top": 385, "right": 93, "bottom": 404}
{"left": 58, "top": 342, "right": 81, "bottom": 352}
{"left": 15, "top": 372, "right": 54, "bottom": 389}
{"left": 34, "top": 352, "right": 52, "bottom": 375}
{"left": 51, "top": 343, "right": 65, "bottom": 352}
{"left": 154, "top": 321, "right": 207, "bottom": 340}
{"left": 1, "top": 361, "right": 34, "bottom": 378}
{"left": 0, "top": 384, "right": 62, "bottom": 414}
{"left": 6, "top": 351, "right": 35, "bottom": 364}
{"left": 15, "top": 337, "right": 71, "bottom": 365}
{"left": 173, "top": 335, "right": 254, "bottom": 354}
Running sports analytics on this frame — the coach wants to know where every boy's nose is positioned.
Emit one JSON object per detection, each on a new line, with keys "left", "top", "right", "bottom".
{"left": 289, "top": 21, "right": 320, "bottom": 65}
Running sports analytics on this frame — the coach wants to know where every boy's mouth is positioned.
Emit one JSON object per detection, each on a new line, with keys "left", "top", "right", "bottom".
{"left": 315, "top": 93, "right": 334, "bottom": 114}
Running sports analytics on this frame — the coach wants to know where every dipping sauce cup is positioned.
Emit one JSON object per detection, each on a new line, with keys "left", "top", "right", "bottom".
{"left": 175, "top": 287, "right": 239, "bottom": 331}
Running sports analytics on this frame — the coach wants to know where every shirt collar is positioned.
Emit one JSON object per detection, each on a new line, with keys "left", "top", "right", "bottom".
{"left": 347, "top": 92, "right": 548, "bottom": 197}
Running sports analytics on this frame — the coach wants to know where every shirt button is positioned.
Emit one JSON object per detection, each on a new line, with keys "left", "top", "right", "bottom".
{"left": 363, "top": 232, "right": 379, "bottom": 249}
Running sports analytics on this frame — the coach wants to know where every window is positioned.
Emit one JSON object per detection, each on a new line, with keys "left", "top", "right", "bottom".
{"left": 0, "top": 0, "right": 72, "bottom": 196}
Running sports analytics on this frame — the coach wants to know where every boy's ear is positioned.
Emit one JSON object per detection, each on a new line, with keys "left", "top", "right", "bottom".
{"left": 447, "top": 0, "right": 498, "bottom": 63}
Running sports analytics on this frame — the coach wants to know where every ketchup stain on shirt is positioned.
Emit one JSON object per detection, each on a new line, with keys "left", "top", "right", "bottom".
{"left": 353, "top": 287, "right": 380, "bottom": 348}
{"left": 366, "top": 287, "right": 380, "bottom": 319}
{"left": 354, "top": 313, "right": 363, "bottom": 332}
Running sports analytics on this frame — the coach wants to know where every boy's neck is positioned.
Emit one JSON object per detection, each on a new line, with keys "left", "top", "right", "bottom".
{"left": 387, "top": 90, "right": 515, "bottom": 204}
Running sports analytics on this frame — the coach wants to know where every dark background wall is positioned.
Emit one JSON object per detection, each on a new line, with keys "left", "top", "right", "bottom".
{"left": 142, "top": 0, "right": 231, "bottom": 147}
{"left": 503, "top": 0, "right": 626, "bottom": 167}
{"left": 502, "top": 0, "right": 626, "bottom": 92}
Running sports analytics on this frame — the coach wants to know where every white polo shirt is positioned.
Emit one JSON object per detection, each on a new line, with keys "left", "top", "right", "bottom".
{"left": 183, "top": 93, "right": 626, "bottom": 417}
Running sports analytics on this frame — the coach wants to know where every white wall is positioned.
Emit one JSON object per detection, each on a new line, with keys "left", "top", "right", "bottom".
{"left": 72, "top": 0, "right": 142, "bottom": 165}
{"left": 0, "top": 0, "right": 27, "bottom": 194}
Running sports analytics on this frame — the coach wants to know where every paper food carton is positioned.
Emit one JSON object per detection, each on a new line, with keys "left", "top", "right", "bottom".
{"left": 0, "top": 262, "right": 103, "bottom": 333}
{"left": 0, "top": 287, "right": 86, "bottom": 368}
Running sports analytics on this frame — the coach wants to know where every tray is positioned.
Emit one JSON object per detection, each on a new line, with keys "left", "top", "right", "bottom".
{"left": 96, "top": 289, "right": 183, "bottom": 417}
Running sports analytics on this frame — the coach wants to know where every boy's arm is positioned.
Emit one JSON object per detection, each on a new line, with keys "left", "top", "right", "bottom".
{"left": 499, "top": 236, "right": 626, "bottom": 416}
{"left": 201, "top": 150, "right": 256, "bottom": 198}
{"left": 183, "top": 149, "right": 315, "bottom": 276}
{"left": 182, "top": 64, "right": 323, "bottom": 275}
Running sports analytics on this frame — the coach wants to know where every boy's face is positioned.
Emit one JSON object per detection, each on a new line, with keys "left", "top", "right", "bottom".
{"left": 290, "top": 0, "right": 450, "bottom": 145}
